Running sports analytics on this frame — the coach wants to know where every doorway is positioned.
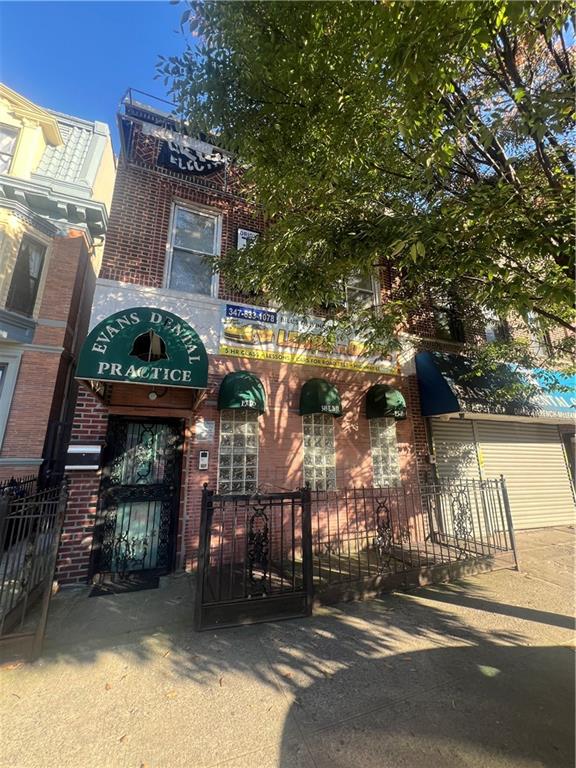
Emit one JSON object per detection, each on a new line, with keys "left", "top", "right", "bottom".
{"left": 91, "top": 418, "right": 184, "bottom": 585}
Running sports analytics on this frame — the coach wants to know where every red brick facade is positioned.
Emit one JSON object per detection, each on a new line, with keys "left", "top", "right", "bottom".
{"left": 0, "top": 231, "right": 95, "bottom": 482}
{"left": 56, "top": 115, "right": 435, "bottom": 583}
{"left": 62, "top": 108, "right": 575, "bottom": 583}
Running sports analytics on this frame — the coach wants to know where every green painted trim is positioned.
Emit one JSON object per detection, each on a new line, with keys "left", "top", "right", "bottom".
{"left": 76, "top": 307, "right": 208, "bottom": 389}
{"left": 217, "top": 371, "right": 266, "bottom": 413}
{"left": 299, "top": 378, "right": 342, "bottom": 417}
{"left": 366, "top": 384, "right": 407, "bottom": 421}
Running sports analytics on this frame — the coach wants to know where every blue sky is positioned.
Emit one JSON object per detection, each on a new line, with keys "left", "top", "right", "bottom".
{"left": 0, "top": 1, "right": 189, "bottom": 151}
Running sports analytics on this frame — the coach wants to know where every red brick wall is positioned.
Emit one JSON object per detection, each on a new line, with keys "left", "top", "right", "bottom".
{"left": 55, "top": 388, "right": 108, "bottom": 582}
{"left": 60, "top": 354, "right": 429, "bottom": 583}
{"left": 1, "top": 232, "right": 93, "bottom": 476}
{"left": 100, "top": 124, "right": 264, "bottom": 301}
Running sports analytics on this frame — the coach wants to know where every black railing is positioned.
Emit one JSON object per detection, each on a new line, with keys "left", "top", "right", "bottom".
{"left": 307, "top": 477, "right": 517, "bottom": 600}
{"left": 195, "top": 478, "right": 517, "bottom": 629}
{"left": 0, "top": 479, "right": 68, "bottom": 660}
{"left": 0, "top": 474, "right": 38, "bottom": 500}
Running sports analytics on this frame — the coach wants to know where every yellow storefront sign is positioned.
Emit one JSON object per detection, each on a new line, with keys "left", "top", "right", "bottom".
{"left": 219, "top": 344, "right": 396, "bottom": 375}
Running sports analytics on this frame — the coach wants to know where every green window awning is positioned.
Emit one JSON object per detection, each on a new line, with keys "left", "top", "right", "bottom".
{"left": 366, "top": 384, "right": 407, "bottom": 421}
{"left": 218, "top": 371, "right": 266, "bottom": 413}
{"left": 299, "top": 378, "right": 342, "bottom": 417}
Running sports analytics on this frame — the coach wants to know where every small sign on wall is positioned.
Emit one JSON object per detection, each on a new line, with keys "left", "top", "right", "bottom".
{"left": 237, "top": 228, "right": 259, "bottom": 250}
{"left": 195, "top": 418, "right": 215, "bottom": 443}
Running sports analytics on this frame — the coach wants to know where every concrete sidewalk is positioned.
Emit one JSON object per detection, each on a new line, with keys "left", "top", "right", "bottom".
{"left": 0, "top": 528, "right": 574, "bottom": 768}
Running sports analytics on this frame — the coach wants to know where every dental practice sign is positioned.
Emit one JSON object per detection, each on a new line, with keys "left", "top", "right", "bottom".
{"left": 76, "top": 308, "right": 208, "bottom": 389}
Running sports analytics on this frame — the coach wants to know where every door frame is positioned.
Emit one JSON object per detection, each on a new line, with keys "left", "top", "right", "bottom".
{"left": 89, "top": 415, "right": 185, "bottom": 581}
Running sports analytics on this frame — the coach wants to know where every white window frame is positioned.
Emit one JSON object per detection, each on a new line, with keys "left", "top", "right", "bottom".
{"left": 0, "top": 349, "right": 22, "bottom": 450}
{"left": 0, "top": 124, "right": 19, "bottom": 174}
{"left": 302, "top": 413, "right": 337, "bottom": 491}
{"left": 344, "top": 273, "right": 379, "bottom": 311}
{"left": 164, "top": 201, "right": 221, "bottom": 298}
{"left": 217, "top": 409, "right": 259, "bottom": 494}
{"left": 369, "top": 417, "right": 400, "bottom": 488}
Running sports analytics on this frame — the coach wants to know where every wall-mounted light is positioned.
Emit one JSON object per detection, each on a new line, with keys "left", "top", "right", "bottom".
{"left": 148, "top": 387, "right": 168, "bottom": 401}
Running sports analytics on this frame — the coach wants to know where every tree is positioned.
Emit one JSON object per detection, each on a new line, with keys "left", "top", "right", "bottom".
{"left": 159, "top": 1, "right": 575, "bottom": 364}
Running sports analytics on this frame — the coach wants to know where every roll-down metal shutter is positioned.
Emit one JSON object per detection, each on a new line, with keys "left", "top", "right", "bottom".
{"left": 475, "top": 421, "right": 575, "bottom": 530}
{"left": 431, "top": 420, "right": 481, "bottom": 481}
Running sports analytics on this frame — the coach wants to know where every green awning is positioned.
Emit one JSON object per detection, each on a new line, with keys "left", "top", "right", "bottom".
{"left": 299, "top": 378, "right": 342, "bottom": 417}
{"left": 218, "top": 371, "right": 266, "bottom": 413}
{"left": 366, "top": 384, "right": 407, "bottom": 421}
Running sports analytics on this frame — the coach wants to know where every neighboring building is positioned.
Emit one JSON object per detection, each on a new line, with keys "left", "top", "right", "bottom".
{"left": 409, "top": 302, "right": 575, "bottom": 531}
{"left": 58, "top": 93, "right": 428, "bottom": 585}
{"left": 0, "top": 84, "right": 115, "bottom": 482}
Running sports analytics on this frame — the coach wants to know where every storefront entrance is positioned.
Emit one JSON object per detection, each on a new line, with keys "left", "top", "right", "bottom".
{"left": 90, "top": 418, "right": 183, "bottom": 586}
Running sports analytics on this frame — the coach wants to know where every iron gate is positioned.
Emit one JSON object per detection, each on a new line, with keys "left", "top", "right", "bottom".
{"left": 195, "top": 487, "right": 313, "bottom": 630}
{"left": 91, "top": 418, "right": 183, "bottom": 580}
{"left": 0, "top": 477, "right": 68, "bottom": 660}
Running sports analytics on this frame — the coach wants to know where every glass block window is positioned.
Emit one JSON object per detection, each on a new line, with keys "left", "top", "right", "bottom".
{"left": 370, "top": 417, "right": 400, "bottom": 487}
{"left": 302, "top": 414, "right": 336, "bottom": 491}
{"left": 217, "top": 409, "right": 259, "bottom": 494}
{"left": 167, "top": 205, "right": 219, "bottom": 296}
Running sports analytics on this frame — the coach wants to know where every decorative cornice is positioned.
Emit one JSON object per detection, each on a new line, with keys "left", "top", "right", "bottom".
{"left": 0, "top": 198, "right": 59, "bottom": 236}
{"left": 0, "top": 177, "right": 108, "bottom": 237}
{"left": 0, "top": 83, "right": 62, "bottom": 145}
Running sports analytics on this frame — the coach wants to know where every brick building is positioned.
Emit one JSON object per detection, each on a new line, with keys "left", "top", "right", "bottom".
{"left": 59, "top": 93, "right": 574, "bottom": 588}
{"left": 0, "top": 84, "right": 115, "bottom": 483}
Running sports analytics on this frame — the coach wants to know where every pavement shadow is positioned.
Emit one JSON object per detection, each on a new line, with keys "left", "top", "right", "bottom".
{"left": 277, "top": 641, "right": 575, "bottom": 768}
{"left": 20, "top": 575, "right": 575, "bottom": 768}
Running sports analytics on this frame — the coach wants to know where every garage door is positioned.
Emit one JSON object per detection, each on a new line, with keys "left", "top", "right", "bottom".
{"left": 475, "top": 421, "right": 575, "bottom": 530}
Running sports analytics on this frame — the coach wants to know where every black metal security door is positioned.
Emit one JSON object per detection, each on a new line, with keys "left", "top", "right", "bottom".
{"left": 92, "top": 419, "right": 183, "bottom": 580}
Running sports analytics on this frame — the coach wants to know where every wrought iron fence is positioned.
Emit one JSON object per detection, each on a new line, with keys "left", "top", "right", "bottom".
{"left": 195, "top": 477, "right": 517, "bottom": 629}
{"left": 0, "top": 474, "right": 38, "bottom": 500}
{"left": 307, "top": 477, "right": 517, "bottom": 600}
{"left": 0, "top": 479, "right": 68, "bottom": 660}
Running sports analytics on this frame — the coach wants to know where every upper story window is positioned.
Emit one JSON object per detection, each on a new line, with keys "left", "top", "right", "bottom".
{"left": 344, "top": 273, "right": 377, "bottom": 311}
{"left": 167, "top": 205, "right": 219, "bottom": 297}
{"left": 6, "top": 236, "right": 46, "bottom": 317}
{"left": 0, "top": 125, "right": 18, "bottom": 174}
{"left": 484, "top": 311, "right": 510, "bottom": 343}
{"left": 0, "top": 364, "right": 7, "bottom": 399}
{"left": 527, "top": 311, "right": 552, "bottom": 357}
{"left": 431, "top": 292, "right": 465, "bottom": 343}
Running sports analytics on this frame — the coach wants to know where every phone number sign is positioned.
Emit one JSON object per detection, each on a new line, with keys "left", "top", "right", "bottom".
{"left": 225, "top": 304, "right": 277, "bottom": 324}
